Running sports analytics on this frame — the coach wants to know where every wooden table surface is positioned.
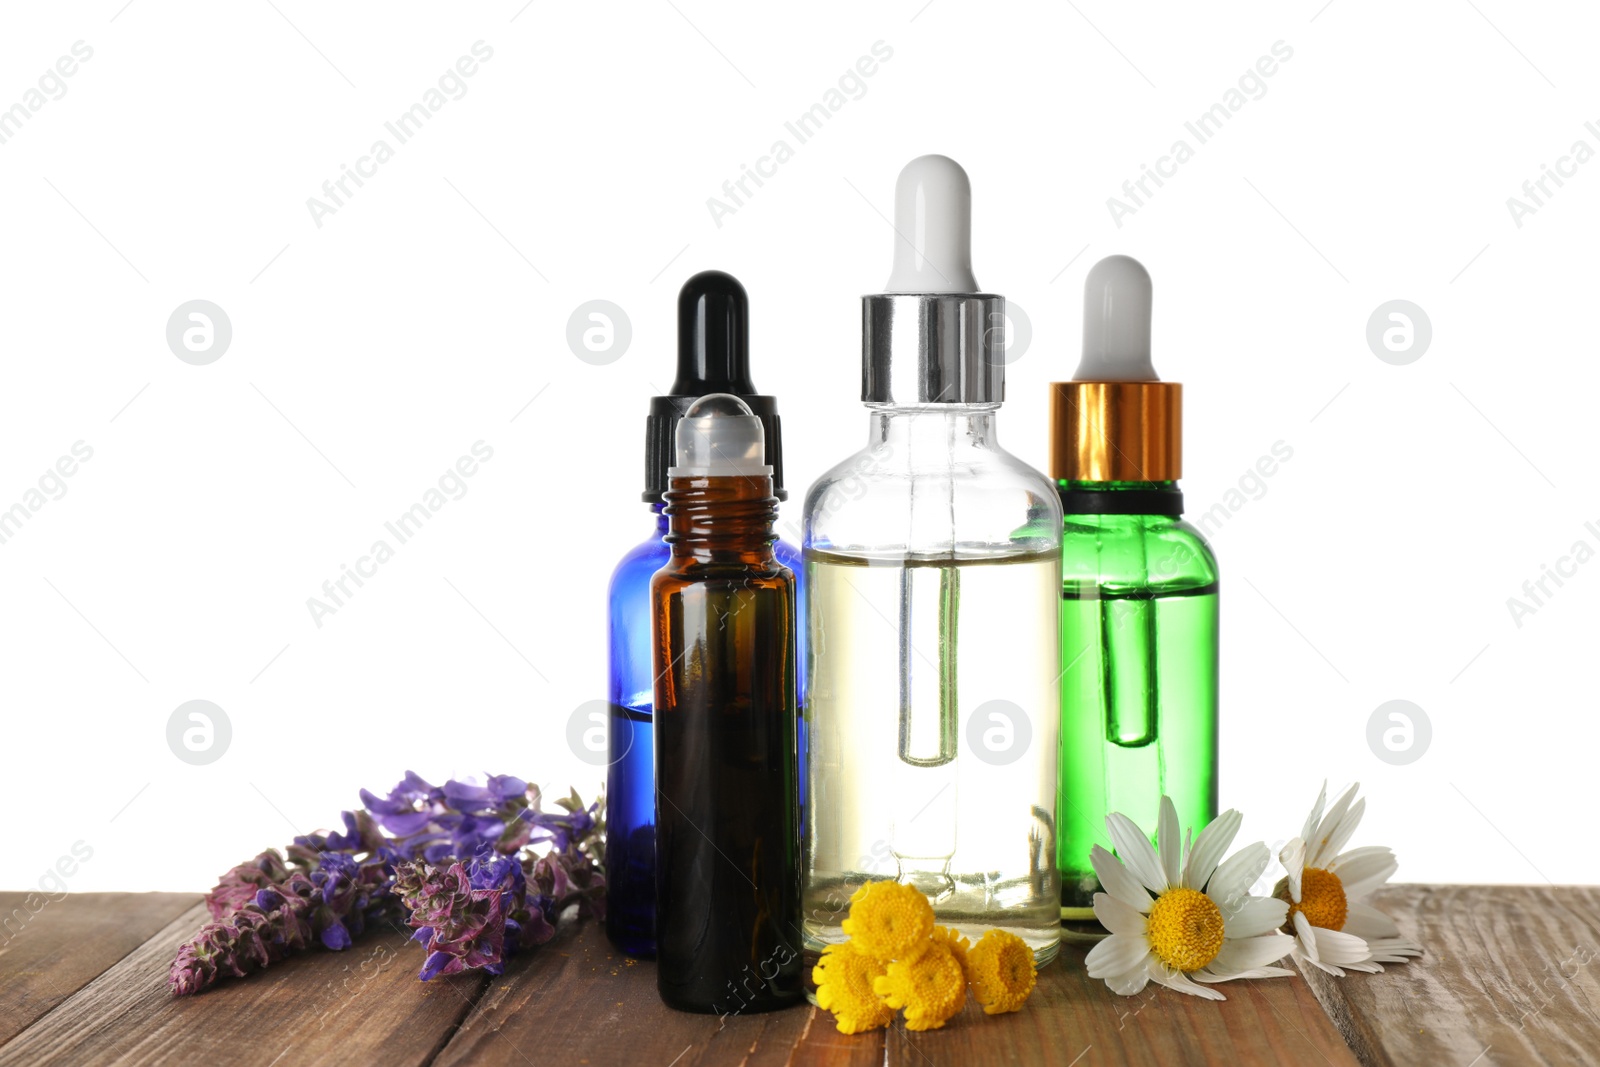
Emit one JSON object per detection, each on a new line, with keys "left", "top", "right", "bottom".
{"left": 1, "top": 886, "right": 1595, "bottom": 1066}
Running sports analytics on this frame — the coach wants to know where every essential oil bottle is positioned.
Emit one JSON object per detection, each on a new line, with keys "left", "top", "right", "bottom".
{"left": 653, "top": 395, "right": 803, "bottom": 1014}
{"left": 605, "top": 271, "right": 797, "bottom": 958}
{"left": 801, "top": 155, "right": 1063, "bottom": 965}
{"left": 1051, "top": 255, "right": 1219, "bottom": 916}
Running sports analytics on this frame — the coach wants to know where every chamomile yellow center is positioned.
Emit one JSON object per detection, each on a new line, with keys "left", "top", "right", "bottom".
{"left": 1289, "top": 866, "right": 1348, "bottom": 931}
{"left": 1145, "top": 887, "right": 1225, "bottom": 972}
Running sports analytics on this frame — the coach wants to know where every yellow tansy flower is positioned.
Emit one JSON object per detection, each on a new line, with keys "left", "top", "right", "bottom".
{"left": 931, "top": 924, "right": 970, "bottom": 969}
{"left": 965, "top": 929, "right": 1037, "bottom": 1015}
{"left": 873, "top": 940, "right": 966, "bottom": 1031}
{"left": 813, "top": 941, "right": 893, "bottom": 1034}
{"left": 840, "top": 880, "right": 934, "bottom": 963}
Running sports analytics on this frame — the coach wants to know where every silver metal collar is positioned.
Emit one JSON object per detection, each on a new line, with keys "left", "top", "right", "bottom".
{"left": 861, "top": 293, "right": 1005, "bottom": 405}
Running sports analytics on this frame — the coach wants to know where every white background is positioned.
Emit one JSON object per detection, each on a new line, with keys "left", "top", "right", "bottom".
{"left": 2, "top": 0, "right": 1596, "bottom": 893}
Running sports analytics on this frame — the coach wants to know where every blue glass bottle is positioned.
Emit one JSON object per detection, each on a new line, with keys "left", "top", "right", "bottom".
{"left": 605, "top": 506, "right": 668, "bottom": 958}
{"left": 605, "top": 271, "right": 798, "bottom": 957}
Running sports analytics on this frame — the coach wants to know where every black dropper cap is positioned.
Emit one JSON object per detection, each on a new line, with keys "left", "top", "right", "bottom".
{"left": 643, "top": 270, "right": 786, "bottom": 502}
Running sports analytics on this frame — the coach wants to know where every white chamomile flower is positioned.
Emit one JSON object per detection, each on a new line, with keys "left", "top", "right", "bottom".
{"left": 1085, "top": 796, "right": 1296, "bottom": 1001}
{"left": 1275, "top": 782, "right": 1424, "bottom": 976}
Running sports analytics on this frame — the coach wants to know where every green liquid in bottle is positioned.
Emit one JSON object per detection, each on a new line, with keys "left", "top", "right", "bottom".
{"left": 1056, "top": 503, "right": 1219, "bottom": 913}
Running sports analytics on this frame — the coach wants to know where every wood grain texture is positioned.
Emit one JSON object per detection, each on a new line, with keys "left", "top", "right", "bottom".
{"left": 0, "top": 903, "right": 489, "bottom": 1067}
{"left": 1297, "top": 885, "right": 1600, "bottom": 1067}
{"left": 431, "top": 920, "right": 1356, "bottom": 1067}
{"left": 431, "top": 919, "right": 879, "bottom": 1067}
{"left": 7, "top": 888, "right": 1598, "bottom": 1065}
{"left": 0, "top": 892, "right": 200, "bottom": 1046}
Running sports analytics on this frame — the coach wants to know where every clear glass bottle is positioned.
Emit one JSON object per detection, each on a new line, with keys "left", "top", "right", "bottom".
{"left": 606, "top": 271, "right": 798, "bottom": 958}
{"left": 1049, "top": 256, "right": 1219, "bottom": 915}
{"left": 801, "top": 156, "right": 1062, "bottom": 966}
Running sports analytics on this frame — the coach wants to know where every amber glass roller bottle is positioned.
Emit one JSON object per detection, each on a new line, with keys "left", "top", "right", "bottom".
{"left": 652, "top": 394, "right": 802, "bottom": 1014}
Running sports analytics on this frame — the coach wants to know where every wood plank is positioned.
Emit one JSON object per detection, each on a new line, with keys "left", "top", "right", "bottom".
{"left": 0, "top": 892, "right": 200, "bottom": 1045}
{"left": 432, "top": 920, "right": 880, "bottom": 1067}
{"left": 0, "top": 904, "right": 491, "bottom": 1066}
{"left": 433, "top": 920, "right": 1355, "bottom": 1067}
{"left": 1297, "top": 885, "right": 1600, "bottom": 1067}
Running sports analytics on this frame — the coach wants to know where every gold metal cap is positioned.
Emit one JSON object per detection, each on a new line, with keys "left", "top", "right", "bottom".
{"left": 1048, "top": 380, "right": 1182, "bottom": 483}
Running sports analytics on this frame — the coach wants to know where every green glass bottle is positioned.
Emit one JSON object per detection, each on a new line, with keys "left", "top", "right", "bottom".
{"left": 1049, "top": 257, "right": 1219, "bottom": 916}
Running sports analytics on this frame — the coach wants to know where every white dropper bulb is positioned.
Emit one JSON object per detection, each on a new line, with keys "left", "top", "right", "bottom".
{"left": 1078, "top": 254, "right": 1158, "bottom": 381}
{"left": 884, "top": 154, "right": 980, "bottom": 293}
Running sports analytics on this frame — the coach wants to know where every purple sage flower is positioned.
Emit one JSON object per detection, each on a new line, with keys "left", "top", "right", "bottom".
{"left": 171, "top": 772, "right": 604, "bottom": 996}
